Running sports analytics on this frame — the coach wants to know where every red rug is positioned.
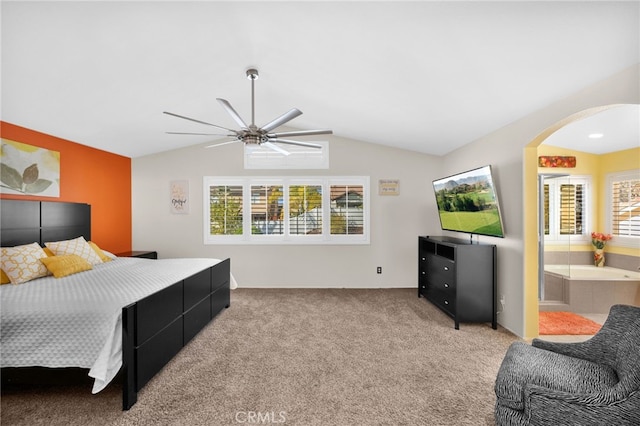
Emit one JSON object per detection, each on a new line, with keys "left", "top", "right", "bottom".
{"left": 539, "top": 311, "right": 602, "bottom": 335}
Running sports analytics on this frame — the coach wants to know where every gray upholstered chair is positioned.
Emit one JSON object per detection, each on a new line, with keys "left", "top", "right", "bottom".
{"left": 494, "top": 304, "right": 640, "bottom": 426}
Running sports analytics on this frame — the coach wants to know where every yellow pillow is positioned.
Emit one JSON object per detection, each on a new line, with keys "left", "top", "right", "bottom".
{"left": 45, "top": 236, "right": 103, "bottom": 265}
{"left": 1, "top": 242, "right": 50, "bottom": 284}
{"left": 88, "top": 241, "right": 112, "bottom": 262}
{"left": 1, "top": 269, "right": 11, "bottom": 284}
{"left": 40, "top": 254, "right": 93, "bottom": 278}
{"left": 43, "top": 247, "right": 55, "bottom": 257}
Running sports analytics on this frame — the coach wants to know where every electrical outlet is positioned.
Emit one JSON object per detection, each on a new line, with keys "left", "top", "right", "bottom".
{"left": 500, "top": 295, "right": 506, "bottom": 307}
{"left": 376, "top": 267, "right": 382, "bottom": 274}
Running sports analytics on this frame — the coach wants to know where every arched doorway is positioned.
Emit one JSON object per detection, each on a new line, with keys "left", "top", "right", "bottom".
{"left": 522, "top": 103, "right": 639, "bottom": 338}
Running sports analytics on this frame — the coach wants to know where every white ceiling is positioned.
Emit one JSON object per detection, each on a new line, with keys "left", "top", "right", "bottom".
{"left": 543, "top": 104, "right": 640, "bottom": 155}
{"left": 1, "top": 1, "right": 638, "bottom": 158}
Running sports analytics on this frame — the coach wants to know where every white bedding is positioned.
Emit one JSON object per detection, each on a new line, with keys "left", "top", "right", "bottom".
{"left": 0, "top": 257, "right": 236, "bottom": 393}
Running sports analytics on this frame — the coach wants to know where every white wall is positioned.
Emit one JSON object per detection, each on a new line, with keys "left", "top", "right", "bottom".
{"left": 132, "top": 64, "right": 639, "bottom": 337}
{"left": 132, "top": 133, "right": 442, "bottom": 289}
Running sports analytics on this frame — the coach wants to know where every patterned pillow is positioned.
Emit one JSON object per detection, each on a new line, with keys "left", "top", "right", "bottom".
{"left": 45, "top": 236, "right": 103, "bottom": 265}
{"left": 88, "top": 241, "right": 112, "bottom": 263}
{"left": 1, "top": 242, "right": 50, "bottom": 284}
{"left": 40, "top": 254, "right": 93, "bottom": 278}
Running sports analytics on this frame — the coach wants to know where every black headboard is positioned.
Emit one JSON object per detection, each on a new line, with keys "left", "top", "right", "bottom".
{"left": 0, "top": 200, "right": 91, "bottom": 247}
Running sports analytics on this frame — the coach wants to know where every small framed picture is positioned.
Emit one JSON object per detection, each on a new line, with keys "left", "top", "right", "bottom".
{"left": 378, "top": 179, "right": 400, "bottom": 196}
{"left": 170, "top": 180, "right": 189, "bottom": 214}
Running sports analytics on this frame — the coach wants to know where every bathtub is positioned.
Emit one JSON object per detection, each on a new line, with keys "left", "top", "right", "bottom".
{"left": 542, "top": 264, "right": 640, "bottom": 313}
{"left": 544, "top": 264, "right": 640, "bottom": 281}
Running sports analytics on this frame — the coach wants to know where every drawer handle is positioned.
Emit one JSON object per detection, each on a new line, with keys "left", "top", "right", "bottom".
{"left": 444, "top": 283, "right": 449, "bottom": 288}
{"left": 422, "top": 271, "right": 426, "bottom": 275}
{"left": 444, "top": 300, "right": 449, "bottom": 305}
{"left": 443, "top": 266, "right": 449, "bottom": 271}
{"left": 421, "top": 257, "right": 426, "bottom": 261}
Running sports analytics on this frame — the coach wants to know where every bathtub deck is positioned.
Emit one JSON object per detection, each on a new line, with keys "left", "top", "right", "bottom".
{"left": 541, "top": 267, "right": 640, "bottom": 314}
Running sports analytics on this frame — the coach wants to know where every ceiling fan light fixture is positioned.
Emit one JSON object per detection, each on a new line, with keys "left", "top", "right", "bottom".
{"left": 244, "top": 134, "right": 261, "bottom": 145}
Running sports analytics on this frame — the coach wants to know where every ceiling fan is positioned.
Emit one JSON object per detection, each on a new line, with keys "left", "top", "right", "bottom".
{"left": 164, "top": 68, "right": 332, "bottom": 155}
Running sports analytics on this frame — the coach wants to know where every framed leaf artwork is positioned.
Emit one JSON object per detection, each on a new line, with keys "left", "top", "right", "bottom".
{"left": 1, "top": 139, "right": 60, "bottom": 197}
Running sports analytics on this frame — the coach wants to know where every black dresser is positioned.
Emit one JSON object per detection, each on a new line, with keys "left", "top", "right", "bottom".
{"left": 418, "top": 236, "right": 497, "bottom": 330}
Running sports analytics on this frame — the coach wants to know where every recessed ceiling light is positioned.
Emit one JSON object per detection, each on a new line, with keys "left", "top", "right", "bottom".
{"left": 588, "top": 133, "right": 604, "bottom": 139}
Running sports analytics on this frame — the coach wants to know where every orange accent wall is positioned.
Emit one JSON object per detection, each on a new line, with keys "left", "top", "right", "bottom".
{"left": 1, "top": 122, "right": 132, "bottom": 253}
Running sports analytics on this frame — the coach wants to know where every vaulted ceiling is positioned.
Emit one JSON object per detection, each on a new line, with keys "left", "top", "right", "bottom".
{"left": 1, "top": 1, "right": 638, "bottom": 158}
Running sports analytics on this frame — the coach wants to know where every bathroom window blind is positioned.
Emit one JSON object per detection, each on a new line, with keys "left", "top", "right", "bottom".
{"left": 611, "top": 177, "right": 640, "bottom": 238}
{"left": 559, "top": 183, "right": 583, "bottom": 235}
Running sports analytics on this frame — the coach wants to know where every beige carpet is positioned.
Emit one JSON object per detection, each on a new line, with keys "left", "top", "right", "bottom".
{"left": 1, "top": 288, "right": 519, "bottom": 425}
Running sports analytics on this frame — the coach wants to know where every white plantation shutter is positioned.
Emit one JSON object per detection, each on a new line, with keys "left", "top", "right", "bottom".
{"left": 208, "top": 184, "right": 243, "bottom": 236}
{"left": 289, "top": 185, "right": 322, "bottom": 235}
{"left": 250, "top": 185, "right": 284, "bottom": 235}
{"left": 559, "top": 183, "right": 584, "bottom": 235}
{"left": 610, "top": 175, "right": 640, "bottom": 238}
{"left": 204, "top": 176, "right": 369, "bottom": 244}
{"left": 543, "top": 184, "right": 550, "bottom": 235}
{"left": 543, "top": 176, "right": 590, "bottom": 242}
{"left": 330, "top": 184, "right": 364, "bottom": 235}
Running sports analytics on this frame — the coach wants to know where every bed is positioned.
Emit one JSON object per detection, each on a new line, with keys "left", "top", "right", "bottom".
{"left": 0, "top": 199, "right": 232, "bottom": 410}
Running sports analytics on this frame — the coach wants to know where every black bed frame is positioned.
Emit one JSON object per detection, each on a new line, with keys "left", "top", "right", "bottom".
{"left": 0, "top": 199, "right": 231, "bottom": 410}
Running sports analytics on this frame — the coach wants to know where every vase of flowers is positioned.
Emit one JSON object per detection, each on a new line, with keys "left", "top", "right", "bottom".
{"left": 591, "top": 232, "right": 612, "bottom": 267}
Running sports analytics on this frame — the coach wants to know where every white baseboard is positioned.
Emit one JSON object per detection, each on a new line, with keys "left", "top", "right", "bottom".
{"left": 233, "top": 283, "right": 415, "bottom": 289}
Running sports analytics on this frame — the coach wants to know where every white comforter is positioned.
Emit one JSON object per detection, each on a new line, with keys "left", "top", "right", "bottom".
{"left": 0, "top": 257, "right": 236, "bottom": 393}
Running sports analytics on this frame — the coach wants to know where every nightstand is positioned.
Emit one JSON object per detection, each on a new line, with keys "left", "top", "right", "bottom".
{"left": 116, "top": 250, "right": 158, "bottom": 259}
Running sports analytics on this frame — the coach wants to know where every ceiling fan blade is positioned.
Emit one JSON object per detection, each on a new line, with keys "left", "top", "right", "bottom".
{"left": 260, "top": 108, "right": 303, "bottom": 133}
{"left": 217, "top": 98, "right": 249, "bottom": 129}
{"left": 269, "top": 138, "right": 322, "bottom": 149}
{"left": 166, "top": 132, "right": 234, "bottom": 136}
{"left": 267, "top": 129, "right": 333, "bottom": 138}
{"left": 262, "top": 142, "right": 291, "bottom": 156}
{"left": 204, "top": 140, "right": 242, "bottom": 149}
{"left": 163, "top": 111, "right": 238, "bottom": 133}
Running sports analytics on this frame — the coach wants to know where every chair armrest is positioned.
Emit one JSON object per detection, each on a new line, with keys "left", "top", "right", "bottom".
{"left": 524, "top": 385, "right": 639, "bottom": 426}
{"left": 532, "top": 338, "right": 602, "bottom": 364}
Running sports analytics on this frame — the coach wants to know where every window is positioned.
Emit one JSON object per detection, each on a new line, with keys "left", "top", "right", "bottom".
{"left": 330, "top": 185, "right": 364, "bottom": 235}
{"left": 558, "top": 183, "right": 584, "bottom": 235}
{"left": 209, "top": 184, "right": 243, "bottom": 235}
{"left": 288, "top": 184, "right": 322, "bottom": 235}
{"left": 251, "top": 184, "right": 283, "bottom": 235}
{"left": 606, "top": 170, "right": 640, "bottom": 246}
{"left": 544, "top": 176, "right": 590, "bottom": 243}
{"left": 243, "top": 142, "right": 329, "bottom": 169}
{"left": 204, "top": 176, "right": 369, "bottom": 244}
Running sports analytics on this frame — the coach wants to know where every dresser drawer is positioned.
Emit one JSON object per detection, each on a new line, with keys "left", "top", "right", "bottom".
{"left": 427, "top": 288, "right": 456, "bottom": 315}
{"left": 427, "top": 254, "right": 455, "bottom": 287}
{"left": 419, "top": 254, "right": 428, "bottom": 280}
{"left": 430, "top": 280, "right": 454, "bottom": 292}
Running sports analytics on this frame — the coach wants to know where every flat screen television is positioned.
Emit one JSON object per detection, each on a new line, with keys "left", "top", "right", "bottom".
{"left": 432, "top": 165, "right": 505, "bottom": 238}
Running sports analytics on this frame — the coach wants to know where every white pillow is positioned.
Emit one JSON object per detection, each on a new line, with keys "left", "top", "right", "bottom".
{"left": 45, "top": 236, "right": 103, "bottom": 265}
{"left": 1, "top": 242, "right": 50, "bottom": 284}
